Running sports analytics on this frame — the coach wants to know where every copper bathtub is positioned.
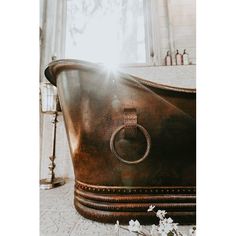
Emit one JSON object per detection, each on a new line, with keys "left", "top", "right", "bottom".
{"left": 45, "top": 59, "right": 196, "bottom": 224}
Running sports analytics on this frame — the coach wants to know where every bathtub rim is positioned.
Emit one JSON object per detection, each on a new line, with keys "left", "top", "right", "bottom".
{"left": 44, "top": 59, "right": 196, "bottom": 94}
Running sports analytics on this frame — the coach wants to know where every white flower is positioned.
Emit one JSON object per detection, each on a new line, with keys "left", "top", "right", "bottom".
{"left": 150, "top": 224, "right": 158, "bottom": 236}
{"left": 159, "top": 217, "right": 177, "bottom": 233}
{"left": 128, "top": 219, "right": 142, "bottom": 233}
{"left": 147, "top": 205, "right": 156, "bottom": 212}
{"left": 162, "top": 217, "right": 173, "bottom": 225}
{"left": 157, "top": 223, "right": 171, "bottom": 236}
{"left": 156, "top": 210, "right": 167, "bottom": 220}
{"left": 114, "top": 220, "right": 119, "bottom": 233}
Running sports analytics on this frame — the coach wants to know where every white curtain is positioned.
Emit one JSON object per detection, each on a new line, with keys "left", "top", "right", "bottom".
{"left": 40, "top": 0, "right": 67, "bottom": 83}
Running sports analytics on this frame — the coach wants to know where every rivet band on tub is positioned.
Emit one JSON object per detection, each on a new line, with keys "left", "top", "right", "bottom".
{"left": 75, "top": 180, "right": 196, "bottom": 195}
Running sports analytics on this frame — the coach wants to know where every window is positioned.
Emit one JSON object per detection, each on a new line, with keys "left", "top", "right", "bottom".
{"left": 65, "top": 0, "right": 152, "bottom": 65}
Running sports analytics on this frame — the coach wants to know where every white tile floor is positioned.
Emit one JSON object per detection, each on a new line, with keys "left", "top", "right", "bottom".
{"left": 40, "top": 179, "right": 195, "bottom": 236}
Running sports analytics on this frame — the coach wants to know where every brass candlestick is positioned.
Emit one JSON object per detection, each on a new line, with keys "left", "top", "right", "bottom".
{"left": 40, "top": 96, "right": 65, "bottom": 190}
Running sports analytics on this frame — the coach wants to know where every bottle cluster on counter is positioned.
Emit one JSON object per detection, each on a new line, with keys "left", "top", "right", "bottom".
{"left": 165, "top": 49, "right": 190, "bottom": 66}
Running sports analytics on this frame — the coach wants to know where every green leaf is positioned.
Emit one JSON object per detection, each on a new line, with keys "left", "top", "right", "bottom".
{"left": 167, "top": 232, "right": 174, "bottom": 236}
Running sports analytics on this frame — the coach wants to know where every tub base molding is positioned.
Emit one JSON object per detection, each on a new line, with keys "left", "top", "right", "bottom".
{"left": 74, "top": 181, "right": 196, "bottom": 224}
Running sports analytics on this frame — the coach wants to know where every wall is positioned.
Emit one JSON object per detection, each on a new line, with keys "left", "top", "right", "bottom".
{"left": 158, "top": 0, "right": 196, "bottom": 65}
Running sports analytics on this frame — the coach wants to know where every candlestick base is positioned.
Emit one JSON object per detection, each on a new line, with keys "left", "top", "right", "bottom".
{"left": 40, "top": 177, "right": 65, "bottom": 190}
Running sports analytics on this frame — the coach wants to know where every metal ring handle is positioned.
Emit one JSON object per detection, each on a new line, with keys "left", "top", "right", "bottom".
{"left": 110, "top": 124, "right": 151, "bottom": 164}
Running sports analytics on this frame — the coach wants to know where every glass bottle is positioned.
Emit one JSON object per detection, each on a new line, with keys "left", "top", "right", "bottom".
{"left": 182, "top": 49, "right": 189, "bottom": 65}
{"left": 175, "top": 50, "right": 182, "bottom": 65}
{"left": 165, "top": 51, "right": 172, "bottom": 66}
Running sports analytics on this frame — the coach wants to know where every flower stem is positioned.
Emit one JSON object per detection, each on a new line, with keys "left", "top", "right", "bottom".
{"left": 118, "top": 226, "right": 147, "bottom": 236}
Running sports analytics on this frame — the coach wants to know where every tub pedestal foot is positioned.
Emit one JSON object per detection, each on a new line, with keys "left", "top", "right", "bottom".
{"left": 40, "top": 177, "right": 65, "bottom": 190}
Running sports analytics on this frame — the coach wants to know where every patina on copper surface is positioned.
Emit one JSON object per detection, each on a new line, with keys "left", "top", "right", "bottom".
{"left": 45, "top": 59, "right": 196, "bottom": 224}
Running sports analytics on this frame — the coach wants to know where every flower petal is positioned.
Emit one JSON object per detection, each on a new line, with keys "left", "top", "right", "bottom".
{"left": 148, "top": 205, "right": 156, "bottom": 212}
